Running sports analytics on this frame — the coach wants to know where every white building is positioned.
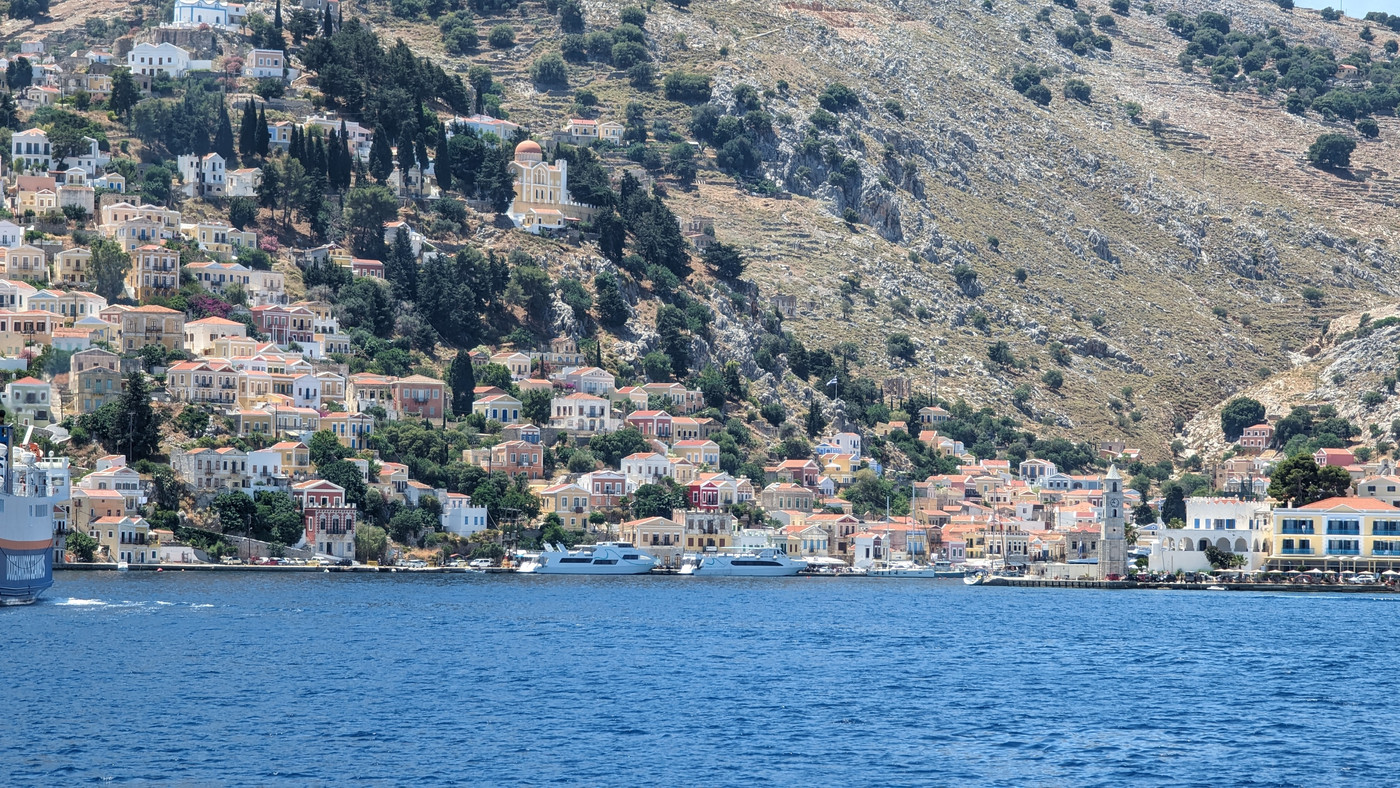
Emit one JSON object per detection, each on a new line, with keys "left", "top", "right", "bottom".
{"left": 177, "top": 152, "right": 226, "bottom": 198}
{"left": 621, "top": 451, "right": 673, "bottom": 492}
{"left": 127, "top": 42, "right": 194, "bottom": 78}
{"left": 439, "top": 492, "right": 489, "bottom": 537}
{"left": 171, "top": 0, "right": 244, "bottom": 29}
{"left": 0, "top": 220, "right": 22, "bottom": 248}
{"left": 12, "top": 128, "right": 50, "bottom": 171}
{"left": 1146, "top": 498, "right": 1272, "bottom": 573}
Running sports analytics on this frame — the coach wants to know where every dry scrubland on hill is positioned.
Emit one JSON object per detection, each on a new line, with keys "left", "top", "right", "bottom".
{"left": 33, "top": 0, "right": 1399, "bottom": 458}
{"left": 375, "top": 0, "right": 1400, "bottom": 456}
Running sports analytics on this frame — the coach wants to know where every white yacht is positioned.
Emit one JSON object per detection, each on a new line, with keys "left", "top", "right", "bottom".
{"left": 684, "top": 549, "right": 807, "bottom": 577}
{"left": 520, "top": 542, "right": 657, "bottom": 575}
{"left": 867, "top": 560, "right": 965, "bottom": 579}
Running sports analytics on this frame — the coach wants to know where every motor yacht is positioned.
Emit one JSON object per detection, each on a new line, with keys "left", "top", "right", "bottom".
{"left": 684, "top": 549, "right": 807, "bottom": 577}
{"left": 519, "top": 542, "right": 657, "bottom": 575}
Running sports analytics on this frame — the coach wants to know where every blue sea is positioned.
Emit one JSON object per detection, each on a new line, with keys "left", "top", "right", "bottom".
{"left": 4, "top": 571, "right": 1397, "bottom": 786}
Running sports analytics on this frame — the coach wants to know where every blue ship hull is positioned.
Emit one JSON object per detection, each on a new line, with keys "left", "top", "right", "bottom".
{"left": 0, "top": 543, "right": 54, "bottom": 605}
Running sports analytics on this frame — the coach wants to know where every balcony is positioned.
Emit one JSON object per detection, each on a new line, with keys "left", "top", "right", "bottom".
{"left": 1326, "top": 526, "right": 1361, "bottom": 536}
{"left": 1372, "top": 549, "right": 1400, "bottom": 556}
{"left": 1330, "top": 548, "right": 1361, "bottom": 555}
{"left": 1281, "top": 548, "right": 1313, "bottom": 555}
{"left": 1374, "top": 528, "right": 1400, "bottom": 536}
{"left": 1280, "top": 526, "right": 1314, "bottom": 535}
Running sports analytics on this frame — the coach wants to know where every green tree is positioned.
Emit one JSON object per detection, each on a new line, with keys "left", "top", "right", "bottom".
{"left": 805, "top": 400, "right": 826, "bottom": 438}
{"left": 587, "top": 427, "right": 650, "bottom": 466}
{"left": 987, "top": 341, "right": 1015, "bottom": 366}
{"left": 110, "top": 68, "right": 140, "bottom": 119}
{"left": 886, "top": 333, "right": 916, "bottom": 363}
{"left": 344, "top": 185, "right": 398, "bottom": 257}
{"left": 214, "top": 490, "right": 258, "bottom": 534}
{"left": 356, "top": 524, "right": 389, "bottom": 563}
{"left": 309, "top": 429, "right": 350, "bottom": 467}
{"left": 449, "top": 352, "right": 476, "bottom": 416}
{"left": 1220, "top": 397, "right": 1266, "bottom": 442}
{"left": 488, "top": 24, "right": 515, "bottom": 48}
{"left": 1041, "top": 369, "right": 1064, "bottom": 390}
{"left": 1307, "top": 133, "right": 1356, "bottom": 169}
{"left": 521, "top": 388, "right": 552, "bottom": 425}
{"left": 254, "top": 490, "right": 304, "bottom": 545}
{"left": 595, "top": 271, "right": 628, "bottom": 328}
{"left": 320, "top": 459, "right": 369, "bottom": 509}
{"left": 631, "top": 482, "right": 684, "bottom": 519}
{"left": 1160, "top": 485, "right": 1186, "bottom": 524}
{"left": 476, "top": 363, "right": 514, "bottom": 391}
{"left": 530, "top": 52, "right": 569, "bottom": 87}
{"left": 67, "top": 530, "right": 99, "bottom": 562}
{"left": 703, "top": 242, "right": 745, "bottom": 279}
{"left": 642, "top": 350, "right": 672, "bottom": 382}
{"left": 1267, "top": 454, "right": 1352, "bottom": 508}
{"left": 89, "top": 239, "right": 131, "bottom": 303}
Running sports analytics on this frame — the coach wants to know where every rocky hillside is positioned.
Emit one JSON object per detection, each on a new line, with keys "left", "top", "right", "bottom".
{"left": 1184, "top": 299, "right": 1400, "bottom": 459}
{"left": 369, "top": 0, "right": 1400, "bottom": 456}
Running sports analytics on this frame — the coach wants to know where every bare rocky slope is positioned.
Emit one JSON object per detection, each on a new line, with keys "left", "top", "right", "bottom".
{"left": 400, "top": 0, "right": 1400, "bottom": 457}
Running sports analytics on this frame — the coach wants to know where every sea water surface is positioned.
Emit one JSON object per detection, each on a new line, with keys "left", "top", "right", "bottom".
{"left": 4, "top": 571, "right": 1397, "bottom": 786}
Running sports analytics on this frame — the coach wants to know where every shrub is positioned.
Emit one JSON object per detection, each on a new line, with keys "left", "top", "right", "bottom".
{"left": 488, "top": 24, "right": 515, "bottom": 48}
{"left": 886, "top": 333, "right": 916, "bottom": 362}
{"left": 1042, "top": 369, "right": 1064, "bottom": 390}
{"left": 1063, "top": 78, "right": 1091, "bottom": 102}
{"left": 619, "top": 6, "right": 646, "bottom": 26}
{"left": 818, "top": 82, "right": 860, "bottom": 112}
{"left": 664, "top": 70, "right": 712, "bottom": 102}
{"left": 611, "top": 41, "right": 649, "bottom": 69}
{"left": 1357, "top": 118, "right": 1380, "bottom": 139}
{"left": 1109, "top": 0, "right": 1128, "bottom": 14}
{"left": 883, "top": 99, "right": 905, "bottom": 120}
{"left": 1024, "top": 83, "right": 1052, "bottom": 106}
{"left": 1301, "top": 286, "right": 1325, "bottom": 306}
{"left": 529, "top": 53, "right": 569, "bottom": 87}
{"left": 809, "top": 108, "right": 838, "bottom": 130}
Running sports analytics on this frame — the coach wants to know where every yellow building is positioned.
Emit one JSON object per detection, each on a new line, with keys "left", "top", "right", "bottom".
{"left": 119, "top": 304, "right": 185, "bottom": 352}
{"left": 1271, "top": 496, "right": 1400, "bottom": 569}
{"left": 506, "top": 140, "right": 596, "bottom": 234}
{"left": 127, "top": 245, "right": 179, "bottom": 301}
{"left": 540, "top": 481, "right": 591, "bottom": 530}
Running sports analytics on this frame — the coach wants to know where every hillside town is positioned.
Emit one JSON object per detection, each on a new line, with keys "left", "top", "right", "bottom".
{"left": 0, "top": 1, "right": 1395, "bottom": 585}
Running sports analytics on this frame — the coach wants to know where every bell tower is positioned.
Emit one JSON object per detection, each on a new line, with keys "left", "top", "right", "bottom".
{"left": 1100, "top": 464, "right": 1128, "bottom": 579}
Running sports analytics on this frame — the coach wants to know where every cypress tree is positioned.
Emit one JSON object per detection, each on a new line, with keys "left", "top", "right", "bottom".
{"left": 256, "top": 107, "right": 270, "bottom": 156}
{"left": 289, "top": 124, "right": 303, "bottom": 163}
{"left": 322, "top": 4, "right": 334, "bottom": 36}
{"left": 238, "top": 98, "right": 257, "bottom": 159}
{"left": 397, "top": 124, "right": 415, "bottom": 180}
{"left": 213, "top": 99, "right": 234, "bottom": 161}
{"left": 274, "top": 0, "right": 283, "bottom": 28}
{"left": 387, "top": 227, "right": 417, "bottom": 301}
{"left": 449, "top": 352, "right": 476, "bottom": 416}
{"left": 369, "top": 127, "right": 393, "bottom": 182}
{"left": 435, "top": 123, "right": 453, "bottom": 192}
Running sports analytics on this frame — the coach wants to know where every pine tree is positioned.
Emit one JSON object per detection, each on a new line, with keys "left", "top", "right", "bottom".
{"left": 595, "top": 272, "right": 628, "bottom": 328}
{"left": 213, "top": 99, "right": 235, "bottom": 161}
{"left": 369, "top": 128, "right": 393, "bottom": 182}
{"left": 115, "top": 372, "right": 161, "bottom": 461}
{"left": 805, "top": 400, "right": 826, "bottom": 438}
{"left": 449, "top": 352, "right": 476, "bottom": 416}
{"left": 435, "top": 123, "right": 453, "bottom": 192}
{"left": 256, "top": 107, "right": 270, "bottom": 156}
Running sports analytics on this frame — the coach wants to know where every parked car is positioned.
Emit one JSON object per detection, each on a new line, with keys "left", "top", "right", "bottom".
{"left": 469, "top": 558, "right": 492, "bottom": 569}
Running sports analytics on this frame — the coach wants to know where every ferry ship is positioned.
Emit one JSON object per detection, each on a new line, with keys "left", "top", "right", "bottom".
{"left": 0, "top": 426, "right": 71, "bottom": 606}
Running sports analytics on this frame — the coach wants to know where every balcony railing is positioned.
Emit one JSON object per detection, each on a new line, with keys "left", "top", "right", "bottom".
{"left": 1280, "top": 526, "right": 1314, "bottom": 534}
{"left": 1372, "top": 549, "right": 1400, "bottom": 556}
{"left": 1330, "top": 548, "right": 1361, "bottom": 555}
{"left": 1326, "top": 527, "right": 1361, "bottom": 535}
{"left": 1281, "top": 548, "right": 1313, "bottom": 555}
{"left": 1374, "top": 528, "right": 1400, "bottom": 536}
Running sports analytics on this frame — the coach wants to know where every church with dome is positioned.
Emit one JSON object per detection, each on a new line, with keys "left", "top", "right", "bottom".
{"left": 507, "top": 139, "right": 598, "bottom": 234}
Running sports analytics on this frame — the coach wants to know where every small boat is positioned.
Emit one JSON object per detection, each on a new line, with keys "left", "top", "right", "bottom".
{"left": 521, "top": 542, "right": 657, "bottom": 575}
{"left": 963, "top": 571, "right": 986, "bottom": 586}
{"left": 868, "top": 560, "right": 965, "bottom": 579}
{"left": 1206, "top": 585, "right": 1226, "bottom": 591}
{"left": 116, "top": 562, "right": 129, "bottom": 572}
{"left": 687, "top": 549, "right": 807, "bottom": 577}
